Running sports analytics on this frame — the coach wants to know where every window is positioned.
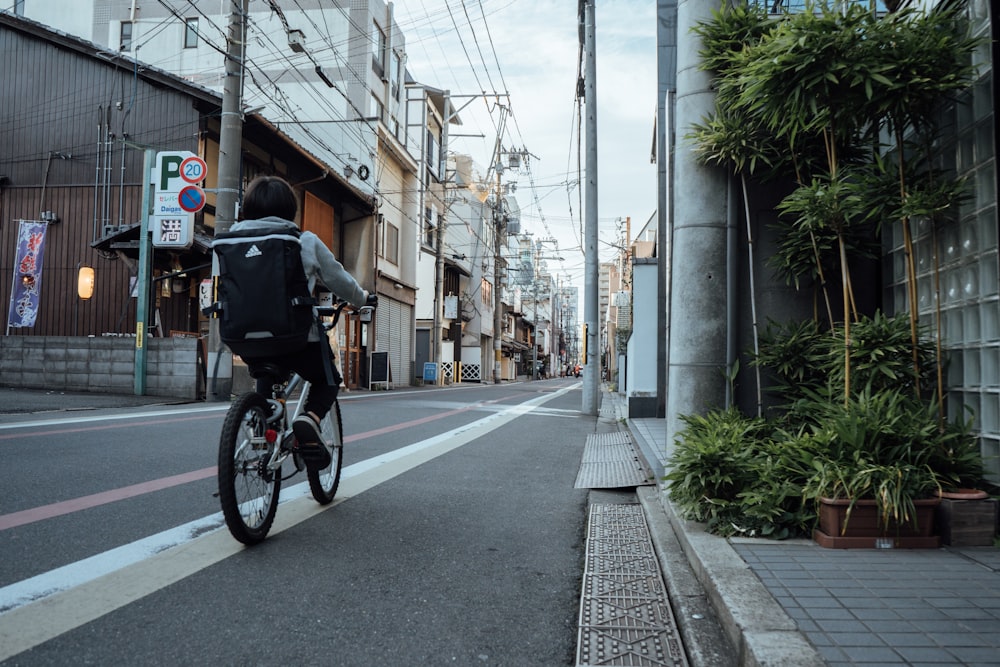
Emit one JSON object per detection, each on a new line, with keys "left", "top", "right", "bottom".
{"left": 426, "top": 130, "right": 439, "bottom": 179}
{"left": 481, "top": 279, "right": 492, "bottom": 306}
{"left": 120, "top": 22, "right": 133, "bottom": 51}
{"left": 379, "top": 220, "right": 399, "bottom": 265}
{"left": 423, "top": 206, "right": 436, "bottom": 248}
{"left": 372, "top": 21, "right": 386, "bottom": 78}
{"left": 370, "top": 93, "right": 385, "bottom": 124}
{"left": 184, "top": 18, "right": 199, "bottom": 48}
{"left": 391, "top": 51, "right": 401, "bottom": 101}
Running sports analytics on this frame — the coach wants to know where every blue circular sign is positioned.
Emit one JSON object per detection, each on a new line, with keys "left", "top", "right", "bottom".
{"left": 178, "top": 185, "right": 206, "bottom": 213}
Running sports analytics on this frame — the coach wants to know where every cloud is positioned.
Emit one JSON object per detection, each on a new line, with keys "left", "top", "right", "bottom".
{"left": 398, "top": 0, "right": 658, "bottom": 273}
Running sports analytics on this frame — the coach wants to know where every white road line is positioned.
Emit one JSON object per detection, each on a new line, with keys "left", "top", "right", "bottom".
{"left": 0, "top": 382, "right": 528, "bottom": 431}
{"left": 0, "top": 384, "right": 575, "bottom": 661}
{"left": 0, "top": 405, "right": 229, "bottom": 431}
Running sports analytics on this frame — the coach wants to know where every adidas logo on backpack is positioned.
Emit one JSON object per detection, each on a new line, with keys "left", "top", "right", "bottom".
{"left": 244, "top": 244, "right": 263, "bottom": 258}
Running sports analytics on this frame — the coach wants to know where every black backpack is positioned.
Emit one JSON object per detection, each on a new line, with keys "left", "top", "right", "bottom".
{"left": 206, "top": 227, "right": 317, "bottom": 358}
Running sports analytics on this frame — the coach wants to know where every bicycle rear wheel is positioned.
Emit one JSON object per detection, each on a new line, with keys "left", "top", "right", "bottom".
{"left": 218, "top": 392, "right": 281, "bottom": 544}
{"left": 307, "top": 399, "right": 343, "bottom": 504}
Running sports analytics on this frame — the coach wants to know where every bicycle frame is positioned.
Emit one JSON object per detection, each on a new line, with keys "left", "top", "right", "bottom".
{"left": 217, "top": 298, "right": 369, "bottom": 544}
{"left": 260, "top": 372, "right": 312, "bottom": 481}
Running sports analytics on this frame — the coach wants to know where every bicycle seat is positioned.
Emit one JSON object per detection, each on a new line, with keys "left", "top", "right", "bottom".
{"left": 246, "top": 361, "right": 291, "bottom": 381}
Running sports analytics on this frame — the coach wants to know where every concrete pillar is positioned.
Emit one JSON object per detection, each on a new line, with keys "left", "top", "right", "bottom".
{"left": 665, "top": 0, "right": 730, "bottom": 447}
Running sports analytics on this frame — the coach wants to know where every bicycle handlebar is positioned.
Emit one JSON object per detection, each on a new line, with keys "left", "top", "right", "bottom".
{"left": 314, "top": 300, "right": 375, "bottom": 327}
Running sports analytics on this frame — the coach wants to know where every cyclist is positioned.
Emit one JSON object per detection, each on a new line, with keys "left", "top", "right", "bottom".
{"left": 232, "top": 175, "right": 376, "bottom": 467}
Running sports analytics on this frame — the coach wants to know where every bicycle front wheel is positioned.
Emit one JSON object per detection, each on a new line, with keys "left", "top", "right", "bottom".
{"left": 218, "top": 392, "right": 281, "bottom": 544}
{"left": 307, "top": 399, "right": 344, "bottom": 504}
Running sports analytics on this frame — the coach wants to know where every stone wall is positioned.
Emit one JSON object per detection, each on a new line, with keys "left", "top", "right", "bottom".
{"left": 0, "top": 336, "right": 204, "bottom": 399}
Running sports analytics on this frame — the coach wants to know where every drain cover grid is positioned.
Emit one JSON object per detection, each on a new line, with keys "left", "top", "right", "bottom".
{"left": 575, "top": 433, "right": 653, "bottom": 489}
{"left": 576, "top": 504, "right": 689, "bottom": 667}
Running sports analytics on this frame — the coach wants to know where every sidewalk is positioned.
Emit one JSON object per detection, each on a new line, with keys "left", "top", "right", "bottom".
{"left": 614, "top": 391, "right": 1000, "bottom": 666}
{"left": 0, "top": 387, "right": 189, "bottom": 415}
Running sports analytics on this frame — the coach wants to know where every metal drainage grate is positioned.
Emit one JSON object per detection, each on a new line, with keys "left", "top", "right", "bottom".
{"left": 575, "top": 432, "right": 654, "bottom": 489}
{"left": 577, "top": 504, "right": 689, "bottom": 667}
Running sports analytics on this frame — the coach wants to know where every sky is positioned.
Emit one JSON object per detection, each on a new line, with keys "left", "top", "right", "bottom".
{"left": 394, "top": 0, "right": 659, "bottom": 291}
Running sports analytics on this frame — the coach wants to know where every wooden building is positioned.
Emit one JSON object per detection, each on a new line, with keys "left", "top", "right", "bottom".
{"left": 0, "top": 13, "right": 376, "bottom": 390}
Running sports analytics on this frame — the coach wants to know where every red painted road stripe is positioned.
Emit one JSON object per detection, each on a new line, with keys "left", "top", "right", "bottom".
{"left": 0, "top": 468, "right": 216, "bottom": 531}
{"left": 0, "top": 414, "right": 217, "bottom": 441}
{"left": 0, "top": 396, "right": 513, "bottom": 531}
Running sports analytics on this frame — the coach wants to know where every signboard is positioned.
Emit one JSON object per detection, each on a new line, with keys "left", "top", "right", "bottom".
{"left": 178, "top": 185, "right": 206, "bottom": 213}
{"left": 179, "top": 155, "right": 207, "bottom": 185}
{"left": 422, "top": 362, "right": 438, "bottom": 383}
{"left": 152, "top": 150, "right": 208, "bottom": 248}
{"left": 153, "top": 217, "right": 191, "bottom": 248}
{"left": 370, "top": 351, "right": 390, "bottom": 385}
{"left": 444, "top": 294, "right": 459, "bottom": 319}
{"left": 6, "top": 220, "right": 48, "bottom": 328}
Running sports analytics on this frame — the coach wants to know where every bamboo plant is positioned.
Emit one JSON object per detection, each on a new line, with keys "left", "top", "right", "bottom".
{"left": 690, "top": 0, "right": 981, "bottom": 406}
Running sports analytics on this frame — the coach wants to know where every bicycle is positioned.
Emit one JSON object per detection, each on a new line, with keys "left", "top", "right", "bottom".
{"left": 216, "top": 300, "right": 361, "bottom": 544}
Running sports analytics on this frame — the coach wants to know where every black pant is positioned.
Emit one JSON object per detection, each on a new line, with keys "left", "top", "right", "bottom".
{"left": 246, "top": 340, "right": 341, "bottom": 420}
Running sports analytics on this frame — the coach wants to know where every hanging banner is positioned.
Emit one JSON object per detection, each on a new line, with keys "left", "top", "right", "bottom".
{"left": 7, "top": 220, "right": 49, "bottom": 328}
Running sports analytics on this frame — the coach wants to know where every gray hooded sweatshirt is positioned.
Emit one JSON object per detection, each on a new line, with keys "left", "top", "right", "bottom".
{"left": 228, "top": 216, "right": 368, "bottom": 339}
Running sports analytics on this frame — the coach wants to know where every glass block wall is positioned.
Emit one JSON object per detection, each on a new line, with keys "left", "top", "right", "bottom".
{"left": 883, "top": 1, "right": 997, "bottom": 482}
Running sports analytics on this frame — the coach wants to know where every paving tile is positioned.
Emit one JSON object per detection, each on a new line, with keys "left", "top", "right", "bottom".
{"left": 892, "top": 645, "right": 958, "bottom": 663}
{"left": 794, "top": 593, "right": 843, "bottom": 608}
{"left": 815, "top": 619, "right": 870, "bottom": 634}
{"left": 841, "top": 645, "right": 902, "bottom": 662}
{"left": 860, "top": 620, "right": 921, "bottom": 634}
{"left": 827, "top": 631, "right": 889, "bottom": 647}
{"left": 957, "top": 618, "right": 1000, "bottom": 633}
{"left": 794, "top": 619, "right": 821, "bottom": 633}
{"left": 832, "top": 594, "right": 890, "bottom": 608}
{"left": 947, "top": 646, "right": 1000, "bottom": 664}
{"left": 808, "top": 607, "right": 857, "bottom": 621}
{"left": 851, "top": 608, "right": 903, "bottom": 621}
{"left": 877, "top": 631, "right": 938, "bottom": 647}
{"left": 913, "top": 618, "right": 974, "bottom": 633}
{"left": 815, "top": 645, "right": 849, "bottom": 663}
{"left": 924, "top": 631, "right": 990, "bottom": 646}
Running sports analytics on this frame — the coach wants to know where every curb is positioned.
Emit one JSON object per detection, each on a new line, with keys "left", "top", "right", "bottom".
{"left": 629, "top": 452, "right": 827, "bottom": 667}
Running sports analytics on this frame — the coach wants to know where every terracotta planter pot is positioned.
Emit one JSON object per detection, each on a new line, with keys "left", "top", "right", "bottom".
{"left": 813, "top": 497, "right": 941, "bottom": 549}
{"left": 939, "top": 488, "right": 989, "bottom": 500}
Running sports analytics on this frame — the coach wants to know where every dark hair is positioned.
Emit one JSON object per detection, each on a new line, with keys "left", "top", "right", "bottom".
{"left": 240, "top": 175, "right": 298, "bottom": 221}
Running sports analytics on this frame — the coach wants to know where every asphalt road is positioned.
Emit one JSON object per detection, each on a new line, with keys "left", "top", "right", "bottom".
{"left": 0, "top": 379, "right": 600, "bottom": 665}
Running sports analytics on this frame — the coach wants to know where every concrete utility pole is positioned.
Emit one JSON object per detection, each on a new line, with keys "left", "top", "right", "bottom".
{"left": 493, "top": 160, "right": 504, "bottom": 384}
{"left": 582, "top": 0, "right": 600, "bottom": 415}
{"left": 215, "top": 0, "right": 248, "bottom": 233}
{"left": 208, "top": 0, "right": 248, "bottom": 400}
{"left": 531, "top": 273, "right": 539, "bottom": 380}
{"left": 433, "top": 92, "right": 450, "bottom": 375}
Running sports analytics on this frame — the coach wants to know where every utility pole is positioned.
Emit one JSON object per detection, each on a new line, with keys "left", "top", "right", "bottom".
{"left": 582, "top": 0, "right": 600, "bottom": 414}
{"left": 216, "top": 0, "right": 247, "bottom": 234}
{"left": 208, "top": 0, "right": 248, "bottom": 400}
{"left": 493, "top": 161, "right": 504, "bottom": 384}
{"left": 134, "top": 148, "right": 156, "bottom": 395}
{"left": 531, "top": 272, "right": 539, "bottom": 381}
{"left": 433, "top": 92, "right": 450, "bottom": 380}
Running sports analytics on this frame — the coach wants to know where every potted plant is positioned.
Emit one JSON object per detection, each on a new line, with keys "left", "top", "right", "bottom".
{"left": 790, "top": 387, "right": 946, "bottom": 547}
